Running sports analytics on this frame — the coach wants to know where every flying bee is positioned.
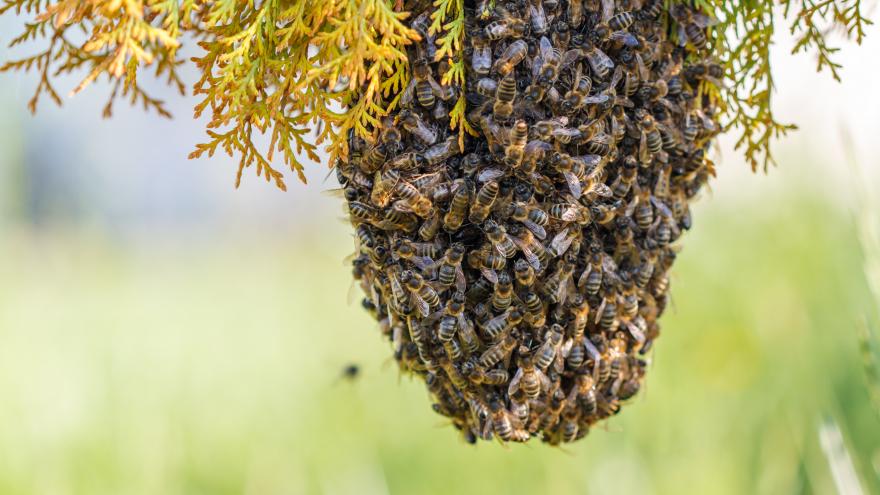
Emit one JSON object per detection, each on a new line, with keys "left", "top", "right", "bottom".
{"left": 469, "top": 180, "right": 499, "bottom": 223}
{"left": 670, "top": 4, "right": 715, "bottom": 50}
{"left": 509, "top": 351, "right": 551, "bottom": 399}
{"left": 506, "top": 202, "right": 548, "bottom": 240}
{"left": 504, "top": 120, "right": 529, "bottom": 167}
{"left": 479, "top": 334, "right": 518, "bottom": 368}
{"left": 514, "top": 258, "right": 536, "bottom": 288}
{"left": 492, "top": 39, "right": 528, "bottom": 75}
{"left": 491, "top": 271, "right": 514, "bottom": 312}
{"left": 398, "top": 109, "right": 437, "bottom": 145}
{"left": 493, "top": 73, "right": 517, "bottom": 120}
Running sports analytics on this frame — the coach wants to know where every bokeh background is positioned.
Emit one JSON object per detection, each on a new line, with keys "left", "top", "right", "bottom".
{"left": 1, "top": 10, "right": 880, "bottom": 495}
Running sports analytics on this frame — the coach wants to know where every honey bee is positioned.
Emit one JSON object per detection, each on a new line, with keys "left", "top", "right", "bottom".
{"left": 509, "top": 352, "right": 550, "bottom": 399}
{"left": 535, "top": 325, "right": 564, "bottom": 372}
{"left": 402, "top": 270, "right": 441, "bottom": 316}
{"left": 568, "top": 371, "right": 597, "bottom": 417}
{"left": 541, "top": 260, "right": 575, "bottom": 304}
{"left": 424, "top": 136, "right": 459, "bottom": 166}
{"left": 359, "top": 143, "right": 389, "bottom": 174}
{"left": 485, "top": 10, "right": 528, "bottom": 40}
{"left": 513, "top": 258, "right": 536, "bottom": 288}
{"left": 443, "top": 180, "right": 470, "bottom": 232}
{"left": 574, "top": 36, "right": 615, "bottom": 80}
{"left": 418, "top": 211, "right": 441, "bottom": 241}
{"left": 559, "top": 406, "right": 580, "bottom": 443}
{"left": 463, "top": 361, "right": 509, "bottom": 385}
{"left": 488, "top": 396, "right": 530, "bottom": 442}
{"left": 640, "top": 0, "right": 664, "bottom": 20}
{"left": 522, "top": 291, "right": 547, "bottom": 328}
{"left": 493, "top": 72, "right": 517, "bottom": 119}
{"left": 437, "top": 356, "right": 468, "bottom": 389}
{"left": 469, "top": 180, "right": 499, "bottom": 223}
{"left": 492, "top": 39, "right": 528, "bottom": 75}
{"left": 670, "top": 4, "right": 715, "bottom": 50}
{"left": 491, "top": 271, "right": 514, "bottom": 312}
{"left": 528, "top": 0, "right": 548, "bottom": 34}
{"left": 348, "top": 201, "right": 380, "bottom": 225}
{"left": 504, "top": 120, "right": 529, "bottom": 167}
{"left": 507, "top": 226, "right": 548, "bottom": 271}
{"left": 484, "top": 220, "right": 517, "bottom": 259}
{"left": 534, "top": 36, "right": 579, "bottom": 87}
{"left": 398, "top": 109, "right": 437, "bottom": 145}
{"left": 437, "top": 244, "right": 467, "bottom": 292}
{"left": 412, "top": 58, "right": 438, "bottom": 108}
{"left": 506, "top": 202, "right": 548, "bottom": 240}
{"left": 470, "top": 31, "right": 493, "bottom": 75}
{"left": 635, "top": 109, "right": 663, "bottom": 162}
{"left": 481, "top": 308, "right": 523, "bottom": 341}
{"left": 534, "top": 389, "right": 566, "bottom": 432}
{"left": 479, "top": 334, "right": 518, "bottom": 368}
{"left": 568, "top": 0, "right": 584, "bottom": 28}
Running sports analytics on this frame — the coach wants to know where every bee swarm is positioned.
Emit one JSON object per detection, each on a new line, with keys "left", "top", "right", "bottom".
{"left": 338, "top": 0, "right": 718, "bottom": 444}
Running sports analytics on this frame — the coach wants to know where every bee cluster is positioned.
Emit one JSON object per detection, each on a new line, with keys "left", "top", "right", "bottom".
{"left": 337, "top": 0, "right": 719, "bottom": 444}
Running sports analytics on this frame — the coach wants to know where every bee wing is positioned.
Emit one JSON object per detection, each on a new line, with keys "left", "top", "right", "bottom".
{"left": 611, "top": 31, "right": 640, "bottom": 48}
{"left": 559, "top": 205, "right": 580, "bottom": 223}
{"left": 400, "top": 77, "right": 415, "bottom": 107}
{"left": 560, "top": 338, "right": 574, "bottom": 358}
{"left": 508, "top": 368, "right": 524, "bottom": 396}
{"left": 550, "top": 227, "right": 570, "bottom": 252}
{"left": 539, "top": 36, "right": 554, "bottom": 60}
{"left": 410, "top": 292, "right": 431, "bottom": 317}
{"left": 624, "top": 320, "right": 646, "bottom": 346}
{"left": 594, "top": 298, "right": 607, "bottom": 324}
{"left": 692, "top": 12, "right": 718, "bottom": 28}
{"left": 590, "top": 48, "right": 615, "bottom": 72}
{"left": 576, "top": 265, "right": 593, "bottom": 288}
{"left": 581, "top": 94, "right": 610, "bottom": 105}
{"left": 635, "top": 53, "right": 651, "bottom": 81}
{"left": 509, "top": 236, "right": 542, "bottom": 270}
{"left": 583, "top": 338, "right": 602, "bottom": 380}
{"left": 677, "top": 26, "right": 688, "bottom": 47}
{"left": 537, "top": 369, "right": 552, "bottom": 391}
{"left": 520, "top": 219, "right": 547, "bottom": 240}
{"left": 639, "top": 131, "right": 650, "bottom": 163}
{"left": 562, "top": 170, "right": 583, "bottom": 198}
{"left": 455, "top": 266, "right": 467, "bottom": 293}
{"left": 478, "top": 167, "right": 505, "bottom": 182}
{"left": 650, "top": 196, "right": 674, "bottom": 218}
{"left": 600, "top": 0, "right": 614, "bottom": 21}
{"left": 481, "top": 267, "right": 499, "bottom": 284}
{"left": 560, "top": 49, "right": 581, "bottom": 69}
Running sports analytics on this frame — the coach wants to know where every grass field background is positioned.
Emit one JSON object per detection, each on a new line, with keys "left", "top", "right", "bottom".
{"left": 1, "top": 166, "right": 878, "bottom": 494}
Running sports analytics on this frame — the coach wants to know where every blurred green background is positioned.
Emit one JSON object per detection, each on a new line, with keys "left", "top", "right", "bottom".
{"left": 1, "top": 15, "right": 880, "bottom": 495}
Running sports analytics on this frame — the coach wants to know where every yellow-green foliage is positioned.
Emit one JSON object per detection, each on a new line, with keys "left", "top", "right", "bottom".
{"left": 0, "top": 0, "right": 872, "bottom": 186}
{"left": 693, "top": 0, "right": 872, "bottom": 170}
